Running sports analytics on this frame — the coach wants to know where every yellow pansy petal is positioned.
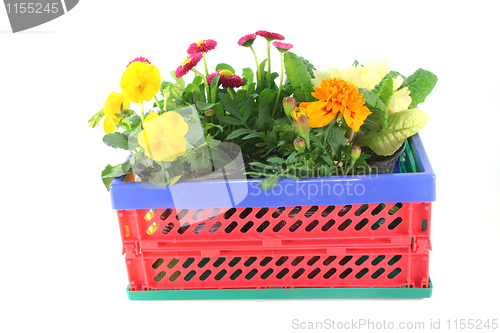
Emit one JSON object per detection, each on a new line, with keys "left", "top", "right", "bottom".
{"left": 141, "top": 84, "right": 158, "bottom": 102}
{"left": 160, "top": 111, "right": 189, "bottom": 136}
{"left": 103, "top": 92, "right": 128, "bottom": 122}
{"left": 137, "top": 130, "right": 149, "bottom": 148}
{"left": 120, "top": 62, "right": 161, "bottom": 103}
{"left": 392, "top": 76, "right": 404, "bottom": 91}
{"left": 103, "top": 117, "right": 115, "bottom": 134}
{"left": 147, "top": 138, "right": 187, "bottom": 162}
{"left": 144, "top": 112, "right": 159, "bottom": 123}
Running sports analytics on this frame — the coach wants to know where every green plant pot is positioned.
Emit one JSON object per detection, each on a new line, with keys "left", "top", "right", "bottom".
{"left": 366, "top": 141, "right": 406, "bottom": 174}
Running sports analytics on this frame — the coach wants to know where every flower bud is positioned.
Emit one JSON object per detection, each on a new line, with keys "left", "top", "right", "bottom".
{"left": 293, "top": 113, "right": 310, "bottom": 138}
{"left": 351, "top": 146, "right": 362, "bottom": 160}
{"left": 204, "top": 109, "right": 215, "bottom": 117}
{"left": 283, "top": 96, "right": 296, "bottom": 119}
{"left": 293, "top": 137, "right": 306, "bottom": 152}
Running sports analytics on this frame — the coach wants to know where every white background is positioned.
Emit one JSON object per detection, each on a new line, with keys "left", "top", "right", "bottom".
{"left": 1, "top": 0, "right": 499, "bottom": 332}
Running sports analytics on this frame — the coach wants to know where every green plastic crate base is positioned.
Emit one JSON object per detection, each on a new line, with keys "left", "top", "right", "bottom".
{"left": 126, "top": 279, "right": 432, "bottom": 300}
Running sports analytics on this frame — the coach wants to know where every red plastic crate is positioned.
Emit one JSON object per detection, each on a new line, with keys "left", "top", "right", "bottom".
{"left": 117, "top": 202, "right": 431, "bottom": 291}
{"left": 124, "top": 247, "right": 430, "bottom": 291}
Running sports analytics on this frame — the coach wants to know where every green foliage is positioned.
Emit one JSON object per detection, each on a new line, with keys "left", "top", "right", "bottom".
{"left": 360, "top": 108, "right": 430, "bottom": 156}
{"left": 283, "top": 52, "right": 316, "bottom": 103}
{"left": 103, "top": 132, "right": 129, "bottom": 150}
{"left": 401, "top": 69, "right": 438, "bottom": 109}
{"left": 358, "top": 88, "right": 388, "bottom": 135}
{"left": 371, "top": 74, "right": 394, "bottom": 106}
{"left": 92, "top": 36, "right": 436, "bottom": 192}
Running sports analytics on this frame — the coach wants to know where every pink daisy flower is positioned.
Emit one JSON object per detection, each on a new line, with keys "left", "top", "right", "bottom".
{"left": 175, "top": 53, "right": 203, "bottom": 78}
{"left": 255, "top": 30, "right": 285, "bottom": 41}
{"left": 126, "top": 57, "right": 151, "bottom": 68}
{"left": 187, "top": 39, "right": 217, "bottom": 54}
{"left": 238, "top": 34, "right": 257, "bottom": 47}
{"left": 273, "top": 41, "right": 293, "bottom": 53}
{"left": 207, "top": 69, "right": 245, "bottom": 88}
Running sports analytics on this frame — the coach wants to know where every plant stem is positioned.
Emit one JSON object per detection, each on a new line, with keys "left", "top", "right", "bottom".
{"left": 191, "top": 68, "right": 211, "bottom": 103}
{"left": 271, "top": 53, "right": 284, "bottom": 118}
{"left": 162, "top": 89, "right": 169, "bottom": 111}
{"left": 226, "top": 87, "right": 234, "bottom": 99}
{"left": 202, "top": 52, "right": 209, "bottom": 77}
{"left": 141, "top": 101, "right": 145, "bottom": 126}
{"left": 153, "top": 95, "right": 161, "bottom": 110}
{"left": 110, "top": 118, "right": 119, "bottom": 132}
{"left": 266, "top": 39, "right": 272, "bottom": 82}
{"left": 250, "top": 46, "right": 261, "bottom": 85}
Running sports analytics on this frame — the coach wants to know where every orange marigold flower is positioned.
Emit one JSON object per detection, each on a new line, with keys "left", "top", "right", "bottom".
{"left": 301, "top": 78, "right": 371, "bottom": 132}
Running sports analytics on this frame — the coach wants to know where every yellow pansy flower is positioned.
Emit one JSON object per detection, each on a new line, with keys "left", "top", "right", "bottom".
{"left": 137, "top": 111, "right": 189, "bottom": 162}
{"left": 102, "top": 92, "right": 130, "bottom": 134}
{"left": 387, "top": 76, "right": 412, "bottom": 114}
{"left": 120, "top": 61, "right": 161, "bottom": 103}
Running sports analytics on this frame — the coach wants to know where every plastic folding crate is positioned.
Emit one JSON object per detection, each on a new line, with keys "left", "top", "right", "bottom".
{"left": 110, "top": 134, "right": 435, "bottom": 300}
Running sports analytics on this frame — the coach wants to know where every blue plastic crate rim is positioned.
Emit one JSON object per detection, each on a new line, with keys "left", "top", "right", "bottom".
{"left": 110, "top": 134, "right": 435, "bottom": 210}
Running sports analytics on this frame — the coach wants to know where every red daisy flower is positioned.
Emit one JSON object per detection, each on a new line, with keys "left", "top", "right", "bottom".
{"left": 126, "top": 57, "right": 151, "bottom": 68}
{"left": 175, "top": 53, "right": 203, "bottom": 78}
{"left": 238, "top": 34, "right": 257, "bottom": 47}
{"left": 207, "top": 69, "right": 245, "bottom": 88}
{"left": 187, "top": 39, "right": 217, "bottom": 54}
{"left": 273, "top": 41, "right": 293, "bottom": 53}
{"left": 255, "top": 30, "right": 285, "bottom": 41}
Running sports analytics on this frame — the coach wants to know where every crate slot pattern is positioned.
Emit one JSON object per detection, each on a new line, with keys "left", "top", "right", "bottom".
{"left": 117, "top": 202, "right": 432, "bottom": 291}
{"left": 125, "top": 249, "right": 430, "bottom": 291}
{"left": 117, "top": 203, "right": 432, "bottom": 251}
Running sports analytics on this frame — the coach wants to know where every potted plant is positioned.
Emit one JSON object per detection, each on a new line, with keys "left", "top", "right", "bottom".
{"left": 90, "top": 31, "right": 437, "bottom": 300}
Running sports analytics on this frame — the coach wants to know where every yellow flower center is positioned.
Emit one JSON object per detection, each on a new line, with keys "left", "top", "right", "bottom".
{"left": 196, "top": 40, "right": 207, "bottom": 46}
{"left": 290, "top": 107, "right": 307, "bottom": 121}
{"left": 137, "top": 83, "right": 142, "bottom": 88}
{"left": 219, "top": 69, "right": 234, "bottom": 77}
{"left": 182, "top": 58, "right": 192, "bottom": 67}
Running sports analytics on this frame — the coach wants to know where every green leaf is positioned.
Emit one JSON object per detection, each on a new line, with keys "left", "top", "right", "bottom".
{"left": 282, "top": 173, "right": 301, "bottom": 181}
{"left": 219, "top": 93, "right": 243, "bottom": 121}
{"left": 209, "top": 75, "right": 220, "bottom": 103}
{"left": 121, "top": 114, "right": 141, "bottom": 130}
{"left": 283, "top": 52, "right": 316, "bottom": 103}
{"left": 216, "top": 63, "right": 236, "bottom": 74}
{"left": 242, "top": 97, "right": 254, "bottom": 122}
{"left": 359, "top": 88, "right": 388, "bottom": 134}
{"left": 258, "top": 176, "right": 279, "bottom": 191}
{"left": 267, "top": 156, "right": 286, "bottom": 165}
{"left": 101, "top": 163, "right": 129, "bottom": 191}
{"left": 401, "top": 69, "right": 438, "bottom": 109}
{"left": 360, "top": 108, "right": 430, "bottom": 156}
{"left": 286, "top": 152, "right": 297, "bottom": 164}
{"left": 212, "top": 102, "right": 224, "bottom": 117}
{"left": 242, "top": 132, "right": 261, "bottom": 140}
{"left": 204, "top": 123, "right": 224, "bottom": 136}
{"left": 217, "top": 116, "right": 243, "bottom": 126}
{"left": 169, "top": 175, "right": 182, "bottom": 186}
{"left": 226, "top": 128, "right": 257, "bottom": 140}
{"left": 242, "top": 67, "right": 254, "bottom": 84}
{"left": 170, "top": 70, "right": 185, "bottom": 89}
{"left": 103, "top": 132, "right": 129, "bottom": 150}
{"left": 371, "top": 74, "right": 394, "bottom": 106}
{"left": 389, "top": 71, "right": 406, "bottom": 80}
{"left": 88, "top": 110, "right": 104, "bottom": 128}
{"left": 328, "top": 124, "right": 345, "bottom": 159}
{"left": 254, "top": 103, "right": 272, "bottom": 131}
{"left": 196, "top": 101, "right": 216, "bottom": 111}
{"left": 183, "top": 82, "right": 204, "bottom": 104}
{"left": 256, "top": 88, "right": 277, "bottom": 111}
